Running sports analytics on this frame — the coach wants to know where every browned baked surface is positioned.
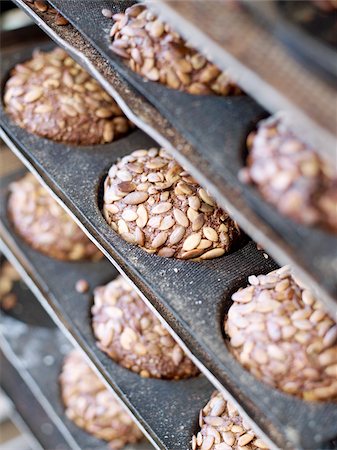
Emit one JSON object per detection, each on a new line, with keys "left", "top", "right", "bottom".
{"left": 241, "top": 116, "right": 337, "bottom": 232}
{"left": 8, "top": 173, "right": 102, "bottom": 261}
{"left": 107, "top": 4, "right": 242, "bottom": 95}
{"left": 103, "top": 148, "right": 240, "bottom": 260}
{"left": 60, "top": 349, "right": 143, "bottom": 449}
{"left": 191, "top": 391, "right": 269, "bottom": 450}
{"left": 225, "top": 265, "right": 337, "bottom": 401}
{"left": 92, "top": 276, "right": 199, "bottom": 380}
{"left": 3, "top": 47, "right": 131, "bottom": 145}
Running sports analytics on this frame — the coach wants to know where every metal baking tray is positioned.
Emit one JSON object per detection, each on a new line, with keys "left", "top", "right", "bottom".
{"left": 0, "top": 171, "right": 214, "bottom": 450}
{"left": 9, "top": 0, "right": 337, "bottom": 318}
{"left": 147, "top": 0, "right": 336, "bottom": 156}
{"left": 1, "top": 351, "right": 69, "bottom": 450}
{"left": 1, "top": 157, "right": 337, "bottom": 450}
{"left": 0, "top": 312, "right": 150, "bottom": 450}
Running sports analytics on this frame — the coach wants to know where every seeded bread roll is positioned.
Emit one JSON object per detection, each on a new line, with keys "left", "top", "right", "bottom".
{"left": 92, "top": 276, "right": 199, "bottom": 379}
{"left": 225, "top": 266, "right": 337, "bottom": 401}
{"left": 103, "top": 148, "right": 240, "bottom": 259}
{"left": 191, "top": 391, "right": 269, "bottom": 450}
{"left": 107, "top": 4, "right": 241, "bottom": 96}
{"left": 60, "top": 349, "right": 143, "bottom": 449}
{"left": 8, "top": 173, "right": 102, "bottom": 261}
{"left": 241, "top": 116, "right": 337, "bottom": 232}
{"left": 3, "top": 47, "right": 131, "bottom": 145}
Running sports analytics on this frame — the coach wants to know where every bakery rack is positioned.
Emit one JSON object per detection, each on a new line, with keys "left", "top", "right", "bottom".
{"left": 0, "top": 353, "right": 68, "bottom": 450}
{"left": 0, "top": 1, "right": 336, "bottom": 450}
{"left": 0, "top": 261, "right": 150, "bottom": 450}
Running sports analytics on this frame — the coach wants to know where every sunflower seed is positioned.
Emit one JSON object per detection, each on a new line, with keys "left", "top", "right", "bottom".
{"left": 173, "top": 209, "right": 189, "bottom": 227}
{"left": 188, "top": 195, "right": 201, "bottom": 210}
{"left": 24, "top": 87, "right": 43, "bottom": 103}
{"left": 254, "top": 439, "right": 269, "bottom": 449}
{"left": 197, "top": 239, "right": 212, "bottom": 250}
{"left": 200, "top": 248, "right": 225, "bottom": 259}
{"left": 122, "top": 209, "right": 138, "bottom": 222}
{"left": 199, "top": 188, "right": 215, "bottom": 206}
{"left": 96, "top": 107, "right": 113, "bottom": 118}
{"left": 187, "top": 207, "right": 199, "bottom": 222}
{"left": 152, "top": 202, "right": 172, "bottom": 214}
{"left": 323, "top": 325, "right": 337, "bottom": 347}
{"left": 200, "top": 435, "right": 214, "bottom": 450}
{"left": 35, "top": 103, "right": 52, "bottom": 113}
{"left": 181, "top": 249, "right": 205, "bottom": 259}
{"left": 117, "top": 219, "right": 129, "bottom": 235}
{"left": 169, "top": 226, "right": 186, "bottom": 245}
{"left": 151, "top": 231, "right": 168, "bottom": 248}
{"left": 158, "top": 247, "right": 175, "bottom": 257}
{"left": 203, "top": 226, "right": 218, "bottom": 242}
{"left": 35, "top": 1, "right": 48, "bottom": 12}
{"left": 238, "top": 433, "right": 254, "bottom": 446}
{"left": 148, "top": 216, "right": 162, "bottom": 228}
{"left": 123, "top": 191, "right": 149, "bottom": 205}
{"left": 183, "top": 233, "right": 201, "bottom": 251}
{"left": 159, "top": 215, "right": 175, "bottom": 230}
{"left": 136, "top": 204, "right": 148, "bottom": 228}
{"left": 192, "top": 213, "right": 204, "bottom": 231}
{"left": 134, "top": 227, "right": 145, "bottom": 246}
{"left": 120, "top": 327, "right": 137, "bottom": 350}
{"left": 103, "top": 122, "right": 114, "bottom": 142}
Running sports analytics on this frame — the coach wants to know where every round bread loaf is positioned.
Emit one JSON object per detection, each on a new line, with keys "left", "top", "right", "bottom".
{"left": 241, "top": 116, "right": 337, "bottom": 232}
{"left": 8, "top": 173, "right": 102, "bottom": 261}
{"left": 103, "top": 148, "right": 240, "bottom": 259}
{"left": 92, "top": 276, "right": 199, "bottom": 379}
{"left": 4, "top": 47, "right": 131, "bottom": 145}
{"left": 191, "top": 391, "right": 269, "bottom": 450}
{"left": 60, "top": 349, "right": 143, "bottom": 449}
{"left": 108, "top": 4, "right": 241, "bottom": 95}
{"left": 225, "top": 265, "right": 337, "bottom": 401}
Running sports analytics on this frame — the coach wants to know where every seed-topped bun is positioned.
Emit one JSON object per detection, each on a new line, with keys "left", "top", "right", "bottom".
{"left": 92, "top": 276, "right": 199, "bottom": 379}
{"left": 8, "top": 173, "right": 102, "bottom": 261}
{"left": 225, "top": 266, "right": 337, "bottom": 401}
{"left": 191, "top": 391, "right": 269, "bottom": 450}
{"left": 4, "top": 47, "right": 131, "bottom": 145}
{"left": 60, "top": 349, "right": 143, "bottom": 449}
{"left": 103, "top": 148, "right": 240, "bottom": 259}
{"left": 242, "top": 116, "right": 337, "bottom": 232}
{"left": 107, "top": 4, "right": 241, "bottom": 96}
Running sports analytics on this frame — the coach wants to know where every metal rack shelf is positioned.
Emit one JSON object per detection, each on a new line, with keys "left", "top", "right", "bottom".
{"left": 150, "top": 0, "right": 337, "bottom": 159}
{"left": 1, "top": 351, "right": 73, "bottom": 450}
{"left": 0, "top": 170, "right": 217, "bottom": 450}
{"left": 0, "top": 300, "right": 150, "bottom": 450}
{"left": 1, "top": 1, "right": 336, "bottom": 449}
{"left": 1, "top": 162, "right": 337, "bottom": 450}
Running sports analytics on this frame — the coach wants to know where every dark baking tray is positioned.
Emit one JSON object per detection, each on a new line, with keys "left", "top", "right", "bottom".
{"left": 1, "top": 351, "right": 70, "bottom": 450}
{"left": 11, "top": 0, "right": 337, "bottom": 318}
{"left": 0, "top": 315, "right": 151, "bottom": 450}
{"left": 0, "top": 172, "right": 214, "bottom": 450}
{"left": 1, "top": 168, "right": 337, "bottom": 447}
